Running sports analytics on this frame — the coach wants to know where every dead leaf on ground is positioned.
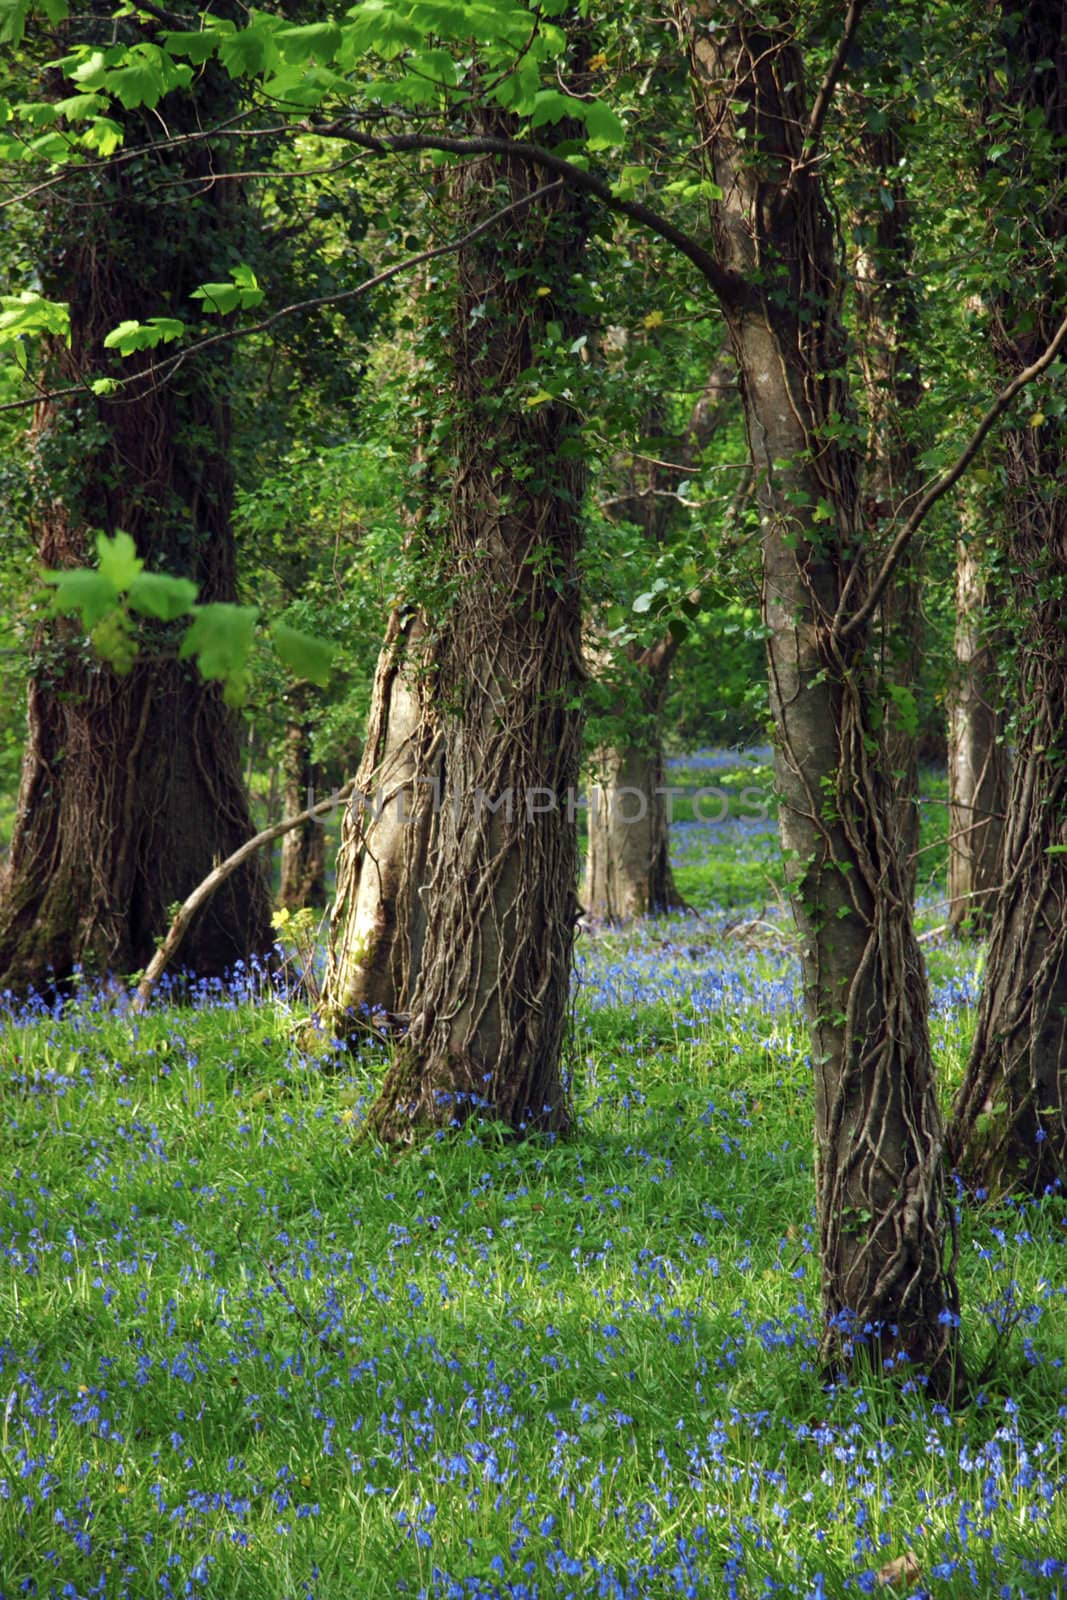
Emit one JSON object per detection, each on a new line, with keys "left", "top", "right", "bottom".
{"left": 877, "top": 1551, "right": 921, "bottom": 1589}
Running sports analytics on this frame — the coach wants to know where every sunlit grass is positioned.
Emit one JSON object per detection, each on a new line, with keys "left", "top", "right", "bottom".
{"left": 1, "top": 756, "right": 1065, "bottom": 1599}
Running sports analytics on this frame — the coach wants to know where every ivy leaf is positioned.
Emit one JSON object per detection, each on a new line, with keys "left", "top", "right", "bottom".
{"left": 270, "top": 621, "right": 335, "bottom": 686}
{"left": 127, "top": 572, "right": 198, "bottom": 621}
{"left": 42, "top": 568, "right": 118, "bottom": 628}
{"left": 96, "top": 530, "right": 143, "bottom": 590}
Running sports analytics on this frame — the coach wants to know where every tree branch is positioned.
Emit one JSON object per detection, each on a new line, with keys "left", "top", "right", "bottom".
{"left": 132, "top": 782, "right": 356, "bottom": 1012}
{"left": 836, "top": 307, "right": 1067, "bottom": 641}
{"left": 304, "top": 120, "right": 742, "bottom": 301}
{"left": 0, "top": 180, "right": 566, "bottom": 416}
{"left": 786, "top": 0, "right": 870, "bottom": 193}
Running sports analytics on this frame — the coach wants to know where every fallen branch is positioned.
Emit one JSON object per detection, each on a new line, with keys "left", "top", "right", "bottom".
{"left": 131, "top": 782, "right": 355, "bottom": 1012}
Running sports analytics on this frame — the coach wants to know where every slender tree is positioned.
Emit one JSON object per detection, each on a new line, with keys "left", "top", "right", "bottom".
{"left": 852, "top": 107, "right": 926, "bottom": 892}
{"left": 584, "top": 349, "right": 735, "bottom": 922}
{"left": 946, "top": 509, "right": 1009, "bottom": 936}
{"left": 677, "top": 1, "right": 961, "bottom": 1391}
{"left": 0, "top": 5, "right": 271, "bottom": 994}
{"left": 278, "top": 683, "right": 327, "bottom": 910}
{"left": 948, "top": 0, "right": 1067, "bottom": 1194}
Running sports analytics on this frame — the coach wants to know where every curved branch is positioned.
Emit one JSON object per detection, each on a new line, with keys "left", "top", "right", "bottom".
{"left": 837, "top": 308, "right": 1067, "bottom": 641}
{"left": 785, "top": 0, "right": 870, "bottom": 194}
{"left": 304, "top": 120, "right": 742, "bottom": 301}
{"left": 132, "top": 782, "right": 355, "bottom": 1012}
{"left": 0, "top": 180, "right": 565, "bottom": 415}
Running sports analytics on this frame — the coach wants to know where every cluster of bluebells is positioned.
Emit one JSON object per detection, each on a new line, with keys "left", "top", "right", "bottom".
{"left": 0, "top": 754, "right": 1064, "bottom": 1598}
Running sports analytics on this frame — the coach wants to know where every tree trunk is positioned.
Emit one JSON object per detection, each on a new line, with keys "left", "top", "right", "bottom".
{"left": 0, "top": 19, "right": 271, "bottom": 995}
{"left": 947, "top": 0, "right": 1067, "bottom": 1195}
{"left": 947, "top": 532, "right": 1009, "bottom": 935}
{"left": 322, "top": 609, "right": 438, "bottom": 1032}
{"left": 584, "top": 642, "right": 685, "bottom": 921}
{"left": 279, "top": 685, "right": 327, "bottom": 910}
{"left": 853, "top": 118, "right": 925, "bottom": 894}
{"left": 682, "top": 5, "right": 961, "bottom": 1394}
{"left": 366, "top": 119, "right": 590, "bottom": 1140}
{"left": 583, "top": 349, "right": 734, "bottom": 921}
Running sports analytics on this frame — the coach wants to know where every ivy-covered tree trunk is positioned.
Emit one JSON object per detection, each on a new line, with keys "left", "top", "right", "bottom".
{"left": 322, "top": 609, "right": 437, "bottom": 1031}
{"left": 947, "top": 530, "right": 1009, "bottom": 935}
{"left": 366, "top": 124, "right": 590, "bottom": 1139}
{"left": 683, "top": 5, "right": 961, "bottom": 1394}
{"left": 948, "top": 0, "right": 1067, "bottom": 1194}
{"left": 854, "top": 115, "right": 925, "bottom": 894}
{"left": 584, "top": 639, "right": 685, "bottom": 921}
{"left": 0, "top": 13, "right": 271, "bottom": 995}
{"left": 279, "top": 684, "right": 327, "bottom": 911}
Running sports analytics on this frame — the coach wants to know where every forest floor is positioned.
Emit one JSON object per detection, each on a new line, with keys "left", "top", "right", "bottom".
{"left": 0, "top": 754, "right": 1064, "bottom": 1599}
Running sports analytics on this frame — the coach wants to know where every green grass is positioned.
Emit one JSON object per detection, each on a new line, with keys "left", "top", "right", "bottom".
{"left": 1, "top": 937, "right": 1065, "bottom": 1598}
{"left": 0, "top": 754, "right": 1063, "bottom": 1598}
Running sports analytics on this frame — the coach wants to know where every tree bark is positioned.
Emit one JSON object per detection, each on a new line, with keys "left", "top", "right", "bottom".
{"left": 584, "top": 640, "right": 685, "bottom": 922}
{"left": 948, "top": 0, "right": 1067, "bottom": 1195}
{"left": 681, "top": 3, "right": 961, "bottom": 1394}
{"left": 853, "top": 117, "right": 925, "bottom": 894}
{"left": 946, "top": 530, "right": 1009, "bottom": 935}
{"left": 0, "top": 14, "right": 271, "bottom": 996}
{"left": 583, "top": 349, "right": 735, "bottom": 921}
{"left": 365, "top": 118, "right": 590, "bottom": 1140}
{"left": 322, "top": 608, "right": 438, "bottom": 1032}
{"left": 279, "top": 684, "right": 327, "bottom": 910}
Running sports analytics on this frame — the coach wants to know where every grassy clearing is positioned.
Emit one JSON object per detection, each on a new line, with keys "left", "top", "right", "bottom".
{"left": 1, "top": 757, "right": 1065, "bottom": 1600}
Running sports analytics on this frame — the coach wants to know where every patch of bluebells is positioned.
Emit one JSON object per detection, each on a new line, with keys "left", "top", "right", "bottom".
{"left": 1, "top": 757, "right": 1065, "bottom": 1598}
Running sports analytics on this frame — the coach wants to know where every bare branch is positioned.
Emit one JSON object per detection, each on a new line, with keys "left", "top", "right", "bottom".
{"left": 837, "top": 308, "right": 1067, "bottom": 641}
{"left": 0, "top": 181, "right": 566, "bottom": 416}
{"left": 132, "top": 782, "right": 356, "bottom": 1012}
{"left": 786, "top": 0, "right": 870, "bottom": 193}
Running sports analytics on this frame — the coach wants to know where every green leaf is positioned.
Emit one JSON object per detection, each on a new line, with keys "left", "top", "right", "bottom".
{"left": 162, "top": 28, "right": 222, "bottom": 65}
{"left": 106, "top": 45, "right": 193, "bottom": 111}
{"left": 581, "top": 97, "right": 625, "bottom": 149}
{"left": 0, "top": 292, "right": 70, "bottom": 347}
{"left": 79, "top": 117, "right": 123, "bottom": 156}
{"left": 127, "top": 572, "right": 198, "bottom": 621}
{"left": 102, "top": 316, "right": 185, "bottom": 355}
{"left": 217, "top": 15, "right": 281, "bottom": 79}
{"left": 529, "top": 88, "right": 572, "bottom": 128}
{"left": 270, "top": 621, "right": 335, "bottom": 686}
{"left": 178, "top": 602, "right": 259, "bottom": 703}
{"left": 632, "top": 592, "right": 653, "bottom": 614}
{"left": 191, "top": 265, "right": 265, "bottom": 315}
{"left": 275, "top": 20, "right": 342, "bottom": 64}
{"left": 96, "top": 530, "right": 143, "bottom": 590}
{"left": 0, "top": 0, "right": 30, "bottom": 44}
{"left": 43, "top": 568, "right": 118, "bottom": 627}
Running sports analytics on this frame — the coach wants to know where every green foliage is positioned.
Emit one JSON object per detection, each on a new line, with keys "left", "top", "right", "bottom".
{"left": 42, "top": 533, "right": 335, "bottom": 706}
{"left": 269, "top": 620, "right": 336, "bottom": 688}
